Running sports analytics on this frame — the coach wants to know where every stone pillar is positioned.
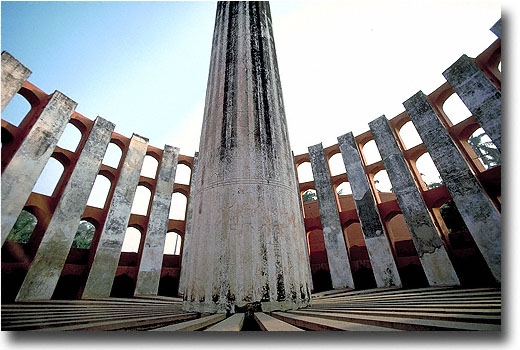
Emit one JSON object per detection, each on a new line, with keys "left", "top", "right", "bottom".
{"left": 1, "top": 51, "right": 31, "bottom": 111}
{"left": 134, "top": 145, "right": 179, "bottom": 296}
{"left": 490, "top": 19, "right": 501, "bottom": 38}
{"left": 82, "top": 134, "right": 148, "bottom": 299}
{"left": 404, "top": 91, "right": 501, "bottom": 282}
{"left": 182, "top": 2, "right": 311, "bottom": 313}
{"left": 1, "top": 91, "right": 77, "bottom": 246}
{"left": 337, "top": 132, "right": 401, "bottom": 288}
{"left": 15, "top": 117, "right": 115, "bottom": 301}
{"left": 178, "top": 152, "right": 199, "bottom": 297}
{"left": 369, "top": 116, "right": 460, "bottom": 286}
{"left": 309, "top": 143, "right": 355, "bottom": 290}
{"left": 442, "top": 55, "right": 501, "bottom": 151}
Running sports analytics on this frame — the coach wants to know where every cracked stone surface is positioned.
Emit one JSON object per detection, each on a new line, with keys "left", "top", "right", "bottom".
{"left": 1, "top": 51, "right": 32, "bottom": 111}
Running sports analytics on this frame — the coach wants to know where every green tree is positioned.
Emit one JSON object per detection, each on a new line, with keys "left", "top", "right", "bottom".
{"left": 468, "top": 131, "right": 501, "bottom": 168}
{"left": 6, "top": 210, "right": 37, "bottom": 243}
{"left": 72, "top": 221, "right": 96, "bottom": 249}
{"left": 302, "top": 189, "right": 317, "bottom": 203}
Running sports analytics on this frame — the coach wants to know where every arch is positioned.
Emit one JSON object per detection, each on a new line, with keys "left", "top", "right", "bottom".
{"left": 86, "top": 174, "right": 112, "bottom": 208}
{"left": 297, "top": 162, "right": 313, "bottom": 183}
{"left": 439, "top": 200, "right": 469, "bottom": 235}
{"left": 169, "top": 192, "right": 187, "bottom": 220}
{"left": 498, "top": 61, "right": 501, "bottom": 73}
{"left": 158, "top": 275, "right": 179, "bottom": 298}
{"left": 442, "top": 93, "right": 472, "bottom": 125}
{"left": 164, "top": 231, "right": 182, "bottom": 255}
{"left": 386, "top": 214, "right": 413, "bottom": 252}
{"left": 1, "top": 93, "right": 32, "bottom": 127}
{"left": 301, "top": 189, "right": 317, "bottom": 203}
{"left": 415, "top": 152, "right": 442, "bottom": 189}
{"left": 336, "top": 181, "right": 352, "bottom": 196}
{"left": 399, "top": 121, "right": 422, "bottom": 149}
{"left": 307, "top": 229, "right": 326, "bottom": 254}
{"left": 130, "top": 185, "right": 152, "bottom": 216}
{"left": 110, "top": 274, "right": 135, "bottom": 298}
{"left": 32, "top": 157, "right": 64, "bottom": 196}
{"left": 467, "top": 128, "right": 500, "bottom": 169}
{"left": 5, "top": 209, "right": 37, "bottom": 243}
{"left": 373, "top": 169, "right": 392, "bottom": 193}
{"left": 327, "top": 153, "right": 346, "bottom": 176}
{"left": 343, "top": 222, "right": 363, "bottom": 250}
{"left": 361, "top": 140, "right": 381, "bottom": 165}
{"left": 121, "top": 227, "right": 142, "bottom": 253}
{"left": 140, "top": 155, "right": 159, "bottom": 178}
{"left": 102, "top": 142, "right": 123, "bottom": 168}
{"left": 175, "top": 163, "right": 192, "bottom": 185}
{"left": 71, "top": 220, "right": 96, "bottom": 249}
{"left": 56, "top": 122, "right": 82, "bottom": 152}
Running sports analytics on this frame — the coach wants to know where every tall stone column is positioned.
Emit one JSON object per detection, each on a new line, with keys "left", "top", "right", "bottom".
{"left": 309, "top": 143, "right": 354, "bottom": 289}
{"left": 82, "top": 134, "right": 148, "bottom": 299}
{"left": 337, "top": 132, "right": 401, "bottom": 288}
{"left": 134, "top": 145, "right": 179, "bottom": 296}
{"left": 1, "top": 91, "right": 77, "bottom": 245}
{"left": 443, "top": 55, "right": 501, "bottom": 151}
{"left": 369, "top": 116, "right": 460, "bottom": 287}
{"left": 182, "top": 2, "right": 311, "bottom": 313}
{"left": 16, "top": 117, "right": 115, "bottom": 301}
{"left": 404, "top": 91, "right": 501, "bottom": 282}
{"left": 1, "top": 51, "right": 31, "bottom": 111}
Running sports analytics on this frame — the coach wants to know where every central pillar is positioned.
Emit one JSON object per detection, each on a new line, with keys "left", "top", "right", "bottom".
{"left": 182, "top": 1, "right": 312, "bottom": 313}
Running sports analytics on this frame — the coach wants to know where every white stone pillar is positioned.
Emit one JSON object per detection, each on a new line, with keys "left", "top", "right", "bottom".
{"left": 337, "top": 132, "right": 401, "bottom": 288}
{"left": 443, "top": 55, "right": 501, "bottom": 151}
{"left": 308, "top": 143, "right": 355, "bottom": 290}
{"left": 82, "top": 134, "right": 148, "bottom": 299}
{"left": 1, "top": 91, "right": 77, "bottom": 245}
{"left": 1, "top": 51, "right": 31, "bottom": 111}
{"left": 134, "top": 145, "right": 179, "bottom": 296}
{"left": 178, "top": 152, "right": 199, "bottom": 297}
{"left": 182, "top": 2, "right": 311, "bottom": 313}
{"left": 404, "top": 91, "right": 501, "bottom": 282}
{"left": 369, "top": 116, "right": 460, "bottom": 287}
{"left": 15, "top": 117, "right": 115, "bottom": 301}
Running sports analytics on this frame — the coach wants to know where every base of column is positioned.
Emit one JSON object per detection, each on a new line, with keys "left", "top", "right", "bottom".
{"left": 183, "top": 298, "right": 311, "bottom": 314}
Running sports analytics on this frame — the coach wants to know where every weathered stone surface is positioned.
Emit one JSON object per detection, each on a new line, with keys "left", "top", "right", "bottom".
{"left": 178, "top": 152, "right": 199, "bottom": 296}
{"left": 442, "top": 55, "right": 501, "bottom": 151}
{"left": 15, "top": 117, "right": 115, "bottom": 301}
{"left": 1, "top": 51, "right": 31, "bottom": 111}
{"left": 134, "top": 145, "right": 179, "bottom": 296}
{"left": 404, "top": 91, "right": 501, "bottom": 282}
{"left": 369, "top": 116, "right": 460, "bottom": 286}
{"left": 490, "top": 19, "right": 501, "bottom": 38}
{"left": 182, "top": 2, "right": 311, "bottom": 313}
{"left": 337, "top": 132, "right": 401, "bottom": 288}
{"left": 82, "top": 134, "right": 148, "bottom": 299}
{"left": 1, "top": 91, "right": 77, "bottom": 245}
{"left": 308, "top": 143, "right": 354, "bottom": 289}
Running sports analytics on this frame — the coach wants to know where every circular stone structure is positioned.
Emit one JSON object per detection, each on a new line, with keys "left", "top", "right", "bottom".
{"left": 181, "top": 1, "right": 312, "bottom": 313}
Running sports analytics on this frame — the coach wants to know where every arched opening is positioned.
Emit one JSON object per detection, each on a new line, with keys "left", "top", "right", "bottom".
{"left": 328, "top": 153, "right": 346, "bottom": 176}
{"left": 343, "top": 222, "right": 364, "bottom": 253}
{"left": 110, "top": 274, "right": 135, "bottom": 298}
{"left": 6, "top": 209, "right": 37, "bottom": 243}
{"left": 442, "top": 93, "right": 472, "bottom": 125}
{"left": 158, "top": 275, "right": 179, "bottom": 298}
{"left": 373, "top": 169, "right": 392, "bottom": 193}
{"left": 164, "top": 232, "right": 182, "bottom": 255}
{"left": 130, "top": 185, "right": 152, "bottom": 216}
{"left": 52, "top": 274, "right": 85, "bottom": 300}
{"left": 498, "top": 61, "right": 501, "bottom": 73}
{"left": 399, "top": 121, "right": 422, "bottom": 149}
{"left": 361, "top": 140, "right": 381, "bottom": 165}
{"left": 32, "top": 157, "right": 64, "bottom": 196}
{"left": 415, "top": 152, "right": 442, "bottom": 189}
{"left": 121, "top": 227, "right": 142, "bottom": 253}
{"left": 71, "top": 220, "right": 96, "bottom": 249}
{"left": 301, "top": 189, "right": 317, "bottom": 203}
{"left": 336, "top": 181, "right": 353, "bottom": 211}
{"left": 175, "top": 164, "right": 192, "bottom": 185}
{"left": 86, "top": 174, "right": 111, "bottom": 208}
{"left": 1, "top": 93, "right": 32, "bottom": 127}
{"left": 169, "top": 192, "right": 187, "bottom": 220}
{"left": 386, "top": 214, "right": 413, "bottom": 253}
{"left": 56, "top": 123, "right": 82, "bottom": 152}
{"left": 336, "top": 181, "right": 352, "bottom": 196}
{"left": 102, "top": 142, "right": 123, "bottom": 168}
{"left": 140, "top": 155, "right": 159, "bottom": 178}
{"left": 297, "top": 162, "right": 313, "bottom": 183}
{"left": 467, "top": 128, "right": 500, "bottom": 169}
